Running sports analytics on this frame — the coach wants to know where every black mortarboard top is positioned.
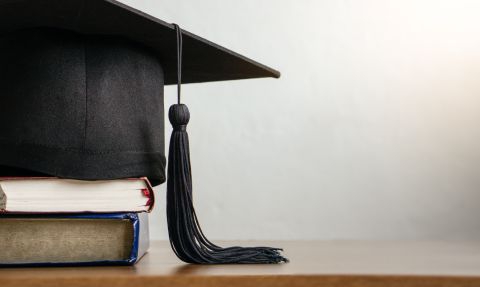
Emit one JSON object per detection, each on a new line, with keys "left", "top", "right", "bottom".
{"left": 0, "top": 0, "right": 280, "bottom": 84}
{"left": 0, "top": 0, "right": 287, "bottom": 264}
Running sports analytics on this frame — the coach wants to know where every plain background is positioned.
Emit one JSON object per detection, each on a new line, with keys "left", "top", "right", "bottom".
{"left": 120, "top": 0, "right": 480, "bottom": 240}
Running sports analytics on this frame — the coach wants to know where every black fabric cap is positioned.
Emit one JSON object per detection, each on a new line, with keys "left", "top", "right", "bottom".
{"left": 0, "top": 28, "right": 166, "bottom": 184}
{"left": 0, "top": 0, "right": 280, "bottom": 84}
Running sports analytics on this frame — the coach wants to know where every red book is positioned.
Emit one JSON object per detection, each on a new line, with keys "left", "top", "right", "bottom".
{"left": 0, "top": 177, "right": 154, "bottom": 213}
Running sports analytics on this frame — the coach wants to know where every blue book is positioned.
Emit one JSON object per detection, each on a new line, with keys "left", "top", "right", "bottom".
{"left": 0, "top": 212, "right": 149, "bottom": 266}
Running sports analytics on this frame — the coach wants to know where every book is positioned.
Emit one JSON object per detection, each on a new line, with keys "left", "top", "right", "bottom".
{"left": 0, "top": 177, "right": 154, "bottom": 213}
{"left": 0, "top": 212, "right": 149, "bottom": 266}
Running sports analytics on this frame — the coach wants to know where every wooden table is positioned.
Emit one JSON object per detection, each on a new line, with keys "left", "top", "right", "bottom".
{"left": 2, "top": 241, "right": 480, "bottom": 287}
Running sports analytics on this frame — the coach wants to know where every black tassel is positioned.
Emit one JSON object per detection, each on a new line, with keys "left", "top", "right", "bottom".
{"left": 166, "top": 24, "right": 287, "bottom": 264}
{"left": 167, "top": 103, "right": 288, "bottom": 264}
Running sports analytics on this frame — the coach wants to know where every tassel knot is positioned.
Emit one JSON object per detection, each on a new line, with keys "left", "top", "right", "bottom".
{"left": 169, "top": 104, "right": 190, "bottom": 127}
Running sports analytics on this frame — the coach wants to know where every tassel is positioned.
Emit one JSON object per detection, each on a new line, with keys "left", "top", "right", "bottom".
{"left": 167, "top": 103, "right": 288, "bottom": 264}
{"left": 166, "top": 23, "right": 287, "bottom": 264}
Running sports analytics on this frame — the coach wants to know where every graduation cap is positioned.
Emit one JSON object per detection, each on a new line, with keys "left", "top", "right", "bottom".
{"left": 0, "top": 0, "right": 287, "bottom": 264}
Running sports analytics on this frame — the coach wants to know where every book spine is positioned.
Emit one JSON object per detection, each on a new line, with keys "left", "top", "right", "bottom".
{"left": 135, "top": 212, "right": 150, "bottom": 262}
{"left": 142, "top": 177, "right": 155, "bottom": 212}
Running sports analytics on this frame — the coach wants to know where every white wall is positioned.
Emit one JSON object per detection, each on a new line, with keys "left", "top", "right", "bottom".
{"left": 120, "top": 0, "right": 480, "bottom": 240}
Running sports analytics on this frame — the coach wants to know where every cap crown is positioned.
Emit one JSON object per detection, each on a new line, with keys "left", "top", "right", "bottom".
{"left": 0, "top": 28, "right": 166, "bottom": 183}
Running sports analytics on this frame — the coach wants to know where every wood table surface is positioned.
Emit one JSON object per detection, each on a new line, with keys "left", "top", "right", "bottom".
{"left": 2, "top": 240, "right": 480, "bottom": 287}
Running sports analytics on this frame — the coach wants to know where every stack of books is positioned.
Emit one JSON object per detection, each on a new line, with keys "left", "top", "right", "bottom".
{"left": 0, "top": 177, "right": 154, "bottom": 266}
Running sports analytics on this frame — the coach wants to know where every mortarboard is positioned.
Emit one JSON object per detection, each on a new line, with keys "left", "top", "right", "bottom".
{"left": 0, "top": 0, "right": 287, "bottom": 264}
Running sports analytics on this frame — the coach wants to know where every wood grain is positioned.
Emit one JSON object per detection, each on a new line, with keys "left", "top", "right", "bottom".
{"left": 2, "top": 240, "right": 480, "bottom": 287}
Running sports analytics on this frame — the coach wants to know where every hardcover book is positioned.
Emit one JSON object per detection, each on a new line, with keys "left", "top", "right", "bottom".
{"left": 0, "top": 212, "right": 149, "bottom": 266}
{"left": 0, "top": 177, "right": 154, "bottom": 213}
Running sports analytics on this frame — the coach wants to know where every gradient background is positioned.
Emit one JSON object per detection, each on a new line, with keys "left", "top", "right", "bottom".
{"left": 121, "top": 0, "right": 480, "bottom": 240}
